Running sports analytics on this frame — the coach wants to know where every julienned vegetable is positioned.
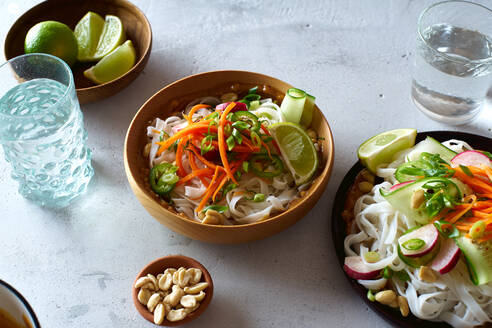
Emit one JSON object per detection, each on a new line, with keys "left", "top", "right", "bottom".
{"left": 344, "top": 133, "right": 492, "bottom": 326}
{"left": 145, "top": 86, "right": 321, "bottom": 226}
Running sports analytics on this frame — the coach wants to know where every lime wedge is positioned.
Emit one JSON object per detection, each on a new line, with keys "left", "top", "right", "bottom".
{"left": 84, "top": 40, "right": 136, "bottom": 84}
{"left": 74, "top": 12, "right": 105, "bottom": 62}
{"left": 269, "top": 122, "right": 319, "bottom": 185}
{"left": 357, "top": 129, "right": 417, "bottom": 173}
{"left": 92, "top": 15, "right": 125, "bottom": 60}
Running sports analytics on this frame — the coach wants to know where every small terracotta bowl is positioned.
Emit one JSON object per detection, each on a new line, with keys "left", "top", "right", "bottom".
{"left": 4, "top": 0, "right": 152, "bottom": 104}
{"left": 124, "top": 70, "right": 335, "bottom": 243}
{"left": 132, "top": 255, "right": 214, "bottom": 326}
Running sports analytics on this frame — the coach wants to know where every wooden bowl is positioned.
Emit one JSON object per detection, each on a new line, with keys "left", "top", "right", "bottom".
{"left": 124, "top": 70, "right": 335, "bottom": 243}
{"left": 132, "top": 255, "right": 213, "bottom": 326}
{"left": 4, "top": 0, "right": 152, "bottom": 104}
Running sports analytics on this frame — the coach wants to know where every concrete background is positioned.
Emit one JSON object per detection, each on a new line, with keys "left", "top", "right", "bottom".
{"left": 1, "top": 0, "right": 491, "bottom": 327}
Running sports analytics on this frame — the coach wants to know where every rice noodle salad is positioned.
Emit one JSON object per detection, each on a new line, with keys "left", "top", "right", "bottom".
{"left": 343, "top": 130, "right": 492, "bottom": 328}
{"left": 144, "top": 86, "right": 321, "bottom": 225}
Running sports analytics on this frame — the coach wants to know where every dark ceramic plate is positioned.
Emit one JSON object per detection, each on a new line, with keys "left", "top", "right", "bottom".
{"left": 331, "top": 131, "right": 492, "bottom": 328}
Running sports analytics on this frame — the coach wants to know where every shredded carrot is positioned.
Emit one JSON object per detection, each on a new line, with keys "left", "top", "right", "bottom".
{"left": 453, "top": 167, "right": 492, "bottom": 193}
{"left": 188, "top": 146, "right": 218, "bottom": 169}
{"left": 184, "top": 104, "right": 210, "bottom": 123}
{"left": 196, "top": 166, "right": 223, "bottom": 212}
{"left": 156, "top": 124, "right": 218, "bottom": 155}
{"left": 176, "top": 168, "right": 214, "bottom": 186}
{"left": 152, "top": 129, "right": 162, "bottom": 134}
{"left": 445, "top": 195, "right": 477, "bottom": 223}
{"left": 188, "top": 151, "right": 210, "bottom": 187}
{"left": 175, "top": 136, "right": 189, "bottom": 177}
{"left": 218, "top": 102, "right": 238, "bottom": 184}
{"left": 482, "top": 164, "right": 492, "bottom": 181}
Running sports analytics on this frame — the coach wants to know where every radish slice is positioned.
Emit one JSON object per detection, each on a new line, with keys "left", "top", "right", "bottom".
{"left": 389, "top": 180, "right": 415, "bottom": 192}
{"left": 343, "top": 256, "right": 381, "bottom": 280}
{"left": 451, "top": 150, "right": 491, "bottom": 168}
{"left": 398, "top": 224, "right": 439, "bottom": 258}
{"left": 216, "top": 102, "right": 247, "bottom": 112}
{"left": 431, "top": 238, "right": 461, "bottom": 274}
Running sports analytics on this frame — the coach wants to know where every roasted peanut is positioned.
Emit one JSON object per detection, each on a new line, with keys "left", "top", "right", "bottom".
{"left": 202, "top": 209, "right": 224, "bottom": 225}
{"left": 167, "top": 309, "right": 187, "bottom": 322}
{"left": 411, "top": 189, "right": 425, "bottom": 209}
{"left": 180, "top": 295, "right": 197, "bottom": 308}
{"left": 143, "top": 143, "right": 151, "bottom": 157}
{"left": 375, "top": 290, "right": 396, "bottom": 306}
{"left": 184, "top": 282, "right": 208, "bottom": 294}
{"left": 147, "top": 274, "right": 158, "bottom": 290}
{"left": 134, "top": 276, "right": 151, "bottom": 289}
{"left": 220, "top": 92, "right": 238, "bottom": 102}
{"left": 190, "top": 269, "right": 202, "bottom": 285}
{"left": 419, "top": 266, "right": 437, "bottom": 283}
{"left": 164, "top": 268, "right": 177, "bottom": 276}
{"left": 159, "top": 273, "right": 173, "bottom": 291}
{"left": 147, "top": 293, "right": 161, "bottom": 312}
{"left": 164, "top": 285, "right": 184, "bottom": 307}
{"left": 361, "top": 170, "right": 375, "bottom": 184}
{"left": 359, "top": 181, "right": 373, "bottom": 193}
{"left": 154, "top": 303, "right": 165, "bottom": 325}
{"left": 178, "top": 268, "right": 192, "bottom": 288}
{"left": 137, "top": 288, "right": 151, "bottom": 305}
{"left": 192, "top": 291, "right": 206, "bottom": 302}
{"left": 398, "top": 296, "right": 409, "bottom": 317}
{"left": 306, "top": 129, "right": 317, "bottom": 140}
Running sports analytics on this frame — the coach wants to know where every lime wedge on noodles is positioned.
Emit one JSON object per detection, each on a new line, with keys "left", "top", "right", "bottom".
{"left": 269, "top": 122, "right": 318, "bottom": 185}
{"left": 92, "top": 15, "right": 125, "bottom": 60}
{"left": 84, "top": 40, "right": 136, "bottom": 84}
{"left": 74, "top": 11, "right": 105, "bottom": 62}
{"left": 358, "top": 129, "right": 417, "bottom": 174}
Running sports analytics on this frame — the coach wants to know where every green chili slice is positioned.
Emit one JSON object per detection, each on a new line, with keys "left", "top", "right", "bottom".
{"left": 249, "top": 154, "right": 284, "bottom": 178}
{"left": 231, "top": 111, "right": 260, "bottom": 132}
{"left": 149, "top": 163, "right": 179, "bottom": 196}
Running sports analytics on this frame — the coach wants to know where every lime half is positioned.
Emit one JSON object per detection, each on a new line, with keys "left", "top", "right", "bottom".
{"left": 92, "top": 15, "right": 125, "bottom": 60}
{"left": 269, "top": 122, "right": 318, "bottom": 185}
{"left": 84, "top": 40, "right": 136, "bottom": 84}
{"left": 357, "top": 129, "right": 417, "bottom": 173}
{"left": 74, "top": 11, "right": 105, "bottom": 62}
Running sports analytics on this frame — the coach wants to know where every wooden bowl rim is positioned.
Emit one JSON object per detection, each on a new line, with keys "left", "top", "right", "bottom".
{"left": 3, "top": 0, "right": 152, "bottom": 92}
{"left": 131, "top": 255, "right": 214, "bottom": 326}
{"left": 124, "top": 69, "right": 335, "bottom": 229}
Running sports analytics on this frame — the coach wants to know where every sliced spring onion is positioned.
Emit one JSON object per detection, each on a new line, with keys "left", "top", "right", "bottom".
{"left": 280, "top": 88, "right": 306, "bottom": 124}
{"left": 242, "top": 161, "right": 249, "bottom": 173}
{"left": 367, "top": 290, "right": 376, "bottom": 302}
{"left": 363, "top": 251, "right": 380, "bottom": 263}
{"left": 202, "top": 205, "right": 228, "bottom": 213}
{"left": 253, "top": 193, "right": 265, "bottom": 202}
{"left": 226, "top": 135, "right": 235, "bottom": 151}
{"left": 249, "top": 100, "right": 260, "bottom": 110}
{"left": 402, "top": 238, "right": 426, "bottom": 251}
{"left": 469, "top": 220, "right": 486, "bottom": 239}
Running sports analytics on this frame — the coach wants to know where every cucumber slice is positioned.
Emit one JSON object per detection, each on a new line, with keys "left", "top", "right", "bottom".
{"left": 300, "top": 94, "right": 315, "bottom": 127}
{"left": 455, "top": 236, "right": 492, "bottom": 285}
{"left": 406, "top": 137, "right": 457, "bottom": 163}
{"left": 381, "top": 177, "right": 461, "bottom": 225}
{"left": 280, "top": 88, "right": 306, "bottom": 124}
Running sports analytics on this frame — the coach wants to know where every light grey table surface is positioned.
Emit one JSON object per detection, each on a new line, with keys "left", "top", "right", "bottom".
{"left": 1, "top": 1, "right": 491, "bottom": 327}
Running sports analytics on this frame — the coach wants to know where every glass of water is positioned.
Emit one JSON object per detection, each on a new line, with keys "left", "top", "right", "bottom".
{"left": 411, "top": 0, "right": 492, "bottom": 125}
{"left": 0, "top": 53, "right": 94, "bottom": 207}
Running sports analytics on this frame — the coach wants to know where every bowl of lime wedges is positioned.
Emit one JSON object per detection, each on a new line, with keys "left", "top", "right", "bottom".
{"left": 4, "top": 0, "right": 152, "bottom": 103}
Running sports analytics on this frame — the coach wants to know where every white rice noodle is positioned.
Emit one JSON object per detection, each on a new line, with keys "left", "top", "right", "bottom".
{"left": 343, "top": 139, "right": 492, "bottom": 327}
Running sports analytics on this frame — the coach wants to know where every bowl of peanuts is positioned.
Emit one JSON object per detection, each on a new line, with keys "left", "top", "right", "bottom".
{"left": 132, "top": 255, "right": 213, "bottom": 326}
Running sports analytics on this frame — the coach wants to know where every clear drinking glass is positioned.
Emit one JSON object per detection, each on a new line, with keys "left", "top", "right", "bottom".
{"left": 0, "top": 53, "right": 94, "bottom": 207}
{"left": 411, "top": 0, "right": 492, "bottom": 125}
